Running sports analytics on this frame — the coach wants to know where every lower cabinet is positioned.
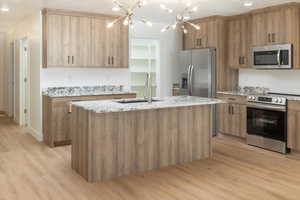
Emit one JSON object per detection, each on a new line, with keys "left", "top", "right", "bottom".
{"left": 288, "top": 100, "right": 300, "bottom": 151}
{"left": 43, "top": 93, "right": 136, "bottom": 147}
{"left": 217, "top": 94, "right": 247, "bottom": 138}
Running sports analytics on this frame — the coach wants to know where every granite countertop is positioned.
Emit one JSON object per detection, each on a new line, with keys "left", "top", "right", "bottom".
{"left": 217, "top": 91, "right": 300, "bottom": 101}
{"left": 72, "top": 96, "right": 224, "bottom": 113}
{"left": 43, "top": 85, "right": 136, "bottom": 98}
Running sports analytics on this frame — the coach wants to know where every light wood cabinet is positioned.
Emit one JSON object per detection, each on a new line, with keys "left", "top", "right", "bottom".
{"left": 217, "top": 94, "right": 247, "bottom": 138}
{"left": 226, "top": 15, "right": 250, "bottom": 69}
{"left": 183, "top": 17, "right": 217, "bottom": 50}
{"left": 43, "top": 93, "right": 136, "bottom": 147}
{"left": 43, "top": 9, "right": 129, "bottom": 68}
{"left": 251, "top": 6, "right": 300, "bottom": 46}
{"left": 288, "top": 100, "right": 300, "bottom": 151}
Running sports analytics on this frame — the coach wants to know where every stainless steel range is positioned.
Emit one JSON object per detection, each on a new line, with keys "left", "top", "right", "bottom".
{"left": 246, "top": 95, "right": 288, "bottom": 154}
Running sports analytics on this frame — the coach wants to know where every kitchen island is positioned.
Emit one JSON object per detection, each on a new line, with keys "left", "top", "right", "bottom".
{"left": 71, "top": 96, "right": 223, "bottom": 182}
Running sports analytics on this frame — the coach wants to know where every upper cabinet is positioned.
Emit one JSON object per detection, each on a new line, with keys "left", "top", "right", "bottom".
{"left": 226, "top": 15, "right": 251, "bottom": 69}
{"left": 183, "top": 17, "right": 217, "bottom": 50}
{"left": 251, "top": 5, "right": 300, "bottom": 68}
{"left": 42, "top": 9, "right": 129, "bottom": 68}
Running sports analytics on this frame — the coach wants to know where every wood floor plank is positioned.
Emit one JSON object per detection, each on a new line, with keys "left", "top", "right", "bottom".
{"left": 1, "top": 117, "right": 300, "bottom": 199}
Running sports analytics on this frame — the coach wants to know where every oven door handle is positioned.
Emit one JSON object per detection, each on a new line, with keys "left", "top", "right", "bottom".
{"left": 247, "top": 103, "right": 286, "bottom": 112}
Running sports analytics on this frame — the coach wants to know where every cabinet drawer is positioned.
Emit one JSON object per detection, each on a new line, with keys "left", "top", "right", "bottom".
{"left": 217, "top": 94, "right": 247, "bottom": 104}
{"left": 288, "top": 100, "right": 300, "bottom": 112}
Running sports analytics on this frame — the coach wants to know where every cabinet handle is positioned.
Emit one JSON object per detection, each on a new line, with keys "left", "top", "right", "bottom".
{"left": 108, "top": 56, "right": 111, "bottom": 65}
{"left": 268, "top": 33, "right": 271, "bottom": 43}
{"left": 239, "top": 56, "right": 241, "bottom": 65}
{"left": 68, "top": 56, "right": 70, "bottom": 64}
{"left": 242, "top": 56, "right": 245, "bottom": 65}
{"left": 228, "top": 105, "right": 231, "bottom": 115}
{"left": 199, "top": 38, "right": 202, "bottom": 46}
{"left": 72, "top": 56, "right": 74, "bottom": 64}
{"left": 232, "top": 106, "right": 234, "bottom": 115}
{"left": 272, "top": 33, "right": 275, "bottom": 43}
{"left": 112, "top": 56, "right": 114, "bottom": 65}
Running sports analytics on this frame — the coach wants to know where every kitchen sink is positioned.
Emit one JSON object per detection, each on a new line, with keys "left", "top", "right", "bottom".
{"left": 115, "top": 99, "right": 161, "bottom": 104}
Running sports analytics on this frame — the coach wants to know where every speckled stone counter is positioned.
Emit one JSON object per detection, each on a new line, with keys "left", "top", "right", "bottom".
{"left": 72, "top": 96, "right": 223, "bottom": 113}
{"left": 43, "top": 85, "right": 136, "bottom": 97}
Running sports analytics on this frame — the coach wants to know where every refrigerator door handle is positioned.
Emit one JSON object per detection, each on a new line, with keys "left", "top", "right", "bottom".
{"left": 189, "top": 65, "right": 194, "bottom": 96}
{"left": 187, "top": 65, "right": 191, "bottom": 95}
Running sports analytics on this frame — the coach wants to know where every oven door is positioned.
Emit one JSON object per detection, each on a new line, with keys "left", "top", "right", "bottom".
{"left": 247, "top": 106, "right": 286, "bottom": 142}
{"left": 253, "top": 44, "right": 292, "bottom": 69}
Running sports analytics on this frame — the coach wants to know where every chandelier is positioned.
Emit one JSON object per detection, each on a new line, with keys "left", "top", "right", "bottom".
{"left": 160, "top": 2, "right": 200, "bottom": 34}
{"left": 107, "top": 0, "right": 152, "bottom": 29}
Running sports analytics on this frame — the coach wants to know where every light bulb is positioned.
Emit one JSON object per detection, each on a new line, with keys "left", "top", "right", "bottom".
{"left": 1, "top": 7, "right": 9, "bottom": 12}
{"left": 160, "top": 4, "right": 166, "bottom": 9}
{"left": 183, "top": 16, "right": 191, "bottom": 20}
{"left": 112, "top": 6, "right": 120, "bottom": 11}
{"left": 146, "top": 21, "right": 153, "bottom": 27}
{"left": 107, "top": 22, "right": 114, "bottom": 28}
{"left": 168, "top": 9, "right": 173, "bottom": 13}
{"left": 123, "top": 19, "right": 129, "bottom": 26}
{"left": 192, "top": 7, "right": 198, "bottom": 12}
{"left": 141, "top": 0, "right": 148, "bottom": 6}
{"left": 244, "top": 1, "right": 253, "bottom": 7}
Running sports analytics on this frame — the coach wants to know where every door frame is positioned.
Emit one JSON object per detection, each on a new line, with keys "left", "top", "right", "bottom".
{"left": 19, "top": 37, "right": 30, "bottom": 126}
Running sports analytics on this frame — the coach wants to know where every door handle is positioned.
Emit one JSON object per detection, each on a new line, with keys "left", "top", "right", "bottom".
{"left": 272, "top": 33, "right": 275, "bottom": 43}
{"left": 187, "top": 65, "right": 192, "bottom": 95}
{"left": 277, "top": 50, "right": 281, "bottom": 66}
{"left": 189, "top": 65, "right": 194, "bottom": 95}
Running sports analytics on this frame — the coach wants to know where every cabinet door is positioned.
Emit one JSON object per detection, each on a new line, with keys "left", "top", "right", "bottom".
{"left": 183, "top": 24, "right": 195, "bottom": 50}
{"left": 106, "top": 19, "right": 129, "bottom": 68}
{"left": 91, "top": 17, "right": 109, "bottom": 67}
{"left": 227, "top": 19, "right": 241, "bottom": 69}
{"left": 240, "top": 17, "right": 250, "bottom": 68}
{"left": 52, "top": 102, "right": 71, "bottom": 144}
{"left": 231, "top": 104, "right": 247, "bottom": 138}
{"left": 251, "top": 13, "right": 267, "bottom": 46}
{"left": 194, "top": 21, "right": 207, "bottom": 49}
{"left": 288, "top": 110, "right": 300, "bottom": 150}
{"left": 70, "top": 16, "right": 92, "bottom": 67}
{"left": 217, "top": 103, "right": 231, "bottom": 134}
{"left": 46, "top": 15, "right": 72, "bottom": 67}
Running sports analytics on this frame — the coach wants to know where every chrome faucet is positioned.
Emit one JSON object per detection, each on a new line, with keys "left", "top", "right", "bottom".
{"left": 144, "top": 72, "right": 152, "bottom": 103}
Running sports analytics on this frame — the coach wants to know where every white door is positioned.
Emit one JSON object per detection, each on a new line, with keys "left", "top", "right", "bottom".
{"left": 20, "top": 38, "right": 30, "bottom": 126}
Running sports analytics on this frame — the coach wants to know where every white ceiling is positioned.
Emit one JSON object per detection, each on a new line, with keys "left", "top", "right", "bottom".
{"left": 1, "top": 0, "right": 300, "bottom": 32}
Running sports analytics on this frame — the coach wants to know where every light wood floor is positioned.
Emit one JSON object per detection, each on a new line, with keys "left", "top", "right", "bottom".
{"left": 1, "top": 117, "right": 300, "bottom": 200}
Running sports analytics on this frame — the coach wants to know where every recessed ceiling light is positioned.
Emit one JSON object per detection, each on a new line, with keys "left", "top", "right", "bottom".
{"left": 1, "top": 7, "right": 9, "bottom": 12}
{"left": 244, "top": 1, "right": 253, "bottom": 7}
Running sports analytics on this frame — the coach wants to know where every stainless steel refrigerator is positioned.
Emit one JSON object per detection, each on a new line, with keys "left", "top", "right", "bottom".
{"left": 178, "top": 48, "right": 216, "bottom": 98}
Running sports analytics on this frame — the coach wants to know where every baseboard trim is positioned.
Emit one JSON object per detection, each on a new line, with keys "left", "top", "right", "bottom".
{"left": 26, "top": 126, "right": 43, "bottom": 142}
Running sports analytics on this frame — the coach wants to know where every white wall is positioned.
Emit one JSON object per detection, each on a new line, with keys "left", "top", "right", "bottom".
{"left": 130, "top": 22, "right": 181, "bottom": 97}
{"left": 6, "top": 12, "right": 42, "bottom": 140}
{"left": 239, "top": 69, "right": 300, "bottom": 95}
{"left": 41, "top": 68, "right": 131, "bottom": 89}
{"left": 0, "top": 33, "right": 6, "bottom": 111}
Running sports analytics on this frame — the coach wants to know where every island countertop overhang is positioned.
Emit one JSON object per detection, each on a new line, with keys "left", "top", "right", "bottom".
{"left": 71, "top": 96, "right": 224, "bottom": 114}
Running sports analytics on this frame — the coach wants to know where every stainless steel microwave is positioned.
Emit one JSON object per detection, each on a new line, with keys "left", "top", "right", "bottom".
{"left": 252, "top": 44, "right": 292, "bottom": 69}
